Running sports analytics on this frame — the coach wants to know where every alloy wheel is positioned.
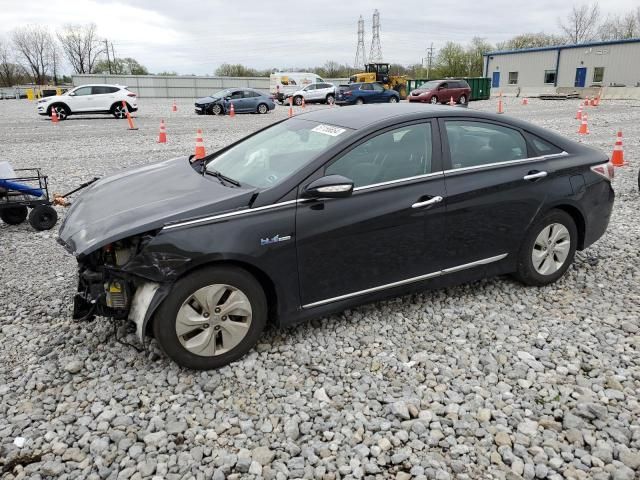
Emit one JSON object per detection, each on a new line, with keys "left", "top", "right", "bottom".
{"left": 258, "top": 104, "right": 268, "bottom": 114}
{"left": 113, "top": 105, "right": 126, "bottom": 119}
{"left": 53, "top": 106, "right": 67, "bottom": 120}
{"left": 175, "top": 284, "right": 252, "bottom": 357}
{"left": 430, "top": 96, "right": 438, "bottom": 104}
{"left": 531, "top": 223, "right": 571, "bottom": 275}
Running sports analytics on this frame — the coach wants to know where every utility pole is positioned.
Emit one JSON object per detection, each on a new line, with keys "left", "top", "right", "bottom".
{"left": 104, "top": 39, "right": 112, "bottom": 74}
{"left": 425, "top": 43, "right": 435, "bottom": 79}
{"left": 110, "top": 42, "right": 117, "bottom": 74}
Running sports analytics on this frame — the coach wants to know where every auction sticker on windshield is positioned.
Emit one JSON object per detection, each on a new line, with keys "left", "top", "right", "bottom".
{"left": 311, "top": 124, "right": 346, "bottom": 137}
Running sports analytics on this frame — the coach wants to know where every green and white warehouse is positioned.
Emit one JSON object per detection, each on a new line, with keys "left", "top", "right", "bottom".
{"left": 483, "top": 38, "right": 640, "bottom": 97}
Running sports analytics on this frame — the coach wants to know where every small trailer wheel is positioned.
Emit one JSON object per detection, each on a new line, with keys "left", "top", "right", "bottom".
{"left": 28, "top": 205, "right": 58, "bottom": 230}
{"left": 1, "top": 206, "right": 28, "bottom": 225}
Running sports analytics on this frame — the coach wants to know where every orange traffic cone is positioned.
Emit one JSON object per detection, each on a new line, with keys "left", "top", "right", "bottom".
{"left": 288, "top": 97, "right": 293, "bottom": 118}
{"left": 301, "top": 97, "right": 306, "bottom": 109}
{"left": 449, "top": 96, "right": 455, "bottom": 106}
{"left": 522, "top": 97, "right": 528, "bottom": 105}
{"left": 172, "top": 100, "right": 177, "bottom": 112}
{"left": 497, "top": 92, "right": 504, "bottom": 114}
{"left": 157, "top": 119, "right": 167, "bottom": 143}
{"left": 51, "top": 107, "right": 58, "bottom": 124}
{"left": 229, "top": 102, "right": 235, "bottom": 117}
{"left": 122, "top": 101, "right": 138, "bottom": 130}
{"left": 611, "top": 131, "right": 625, "bottom": 166}
{"left": 576, "top": 105, "right": 583, "bottom": 120}
{"left": 194, "top": 129, "right": 206, "bottom": 160}
{"left": 578, "top": 112, "right": 589, "bottom": 135}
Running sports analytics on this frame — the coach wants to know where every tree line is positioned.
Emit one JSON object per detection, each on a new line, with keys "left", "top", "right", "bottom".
{"left": 0, "top": 24, "right": 149, "bottom": 87}
{"left": 1, "top": 4, "right": 638, "bottom": 87}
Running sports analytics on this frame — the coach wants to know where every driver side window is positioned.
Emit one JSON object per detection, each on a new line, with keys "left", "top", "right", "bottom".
{"left": 326, "top": 123, "right": 433, "bottom": 188}
{"left": 73, "top": 87, "right": 92, "bottom": 96}
{"left": 230, "top": 91, "right": 243, "bottom": 100}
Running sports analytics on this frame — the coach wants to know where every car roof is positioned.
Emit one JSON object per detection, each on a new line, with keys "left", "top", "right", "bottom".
{"left": 294, "top": 103, "right": 549, "bottom": 132}
{"left": 74, "top": 84, "right": 125, "bottom": 89}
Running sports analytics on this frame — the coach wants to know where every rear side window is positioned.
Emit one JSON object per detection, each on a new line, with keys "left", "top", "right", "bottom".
{"left": 360, "top": 84, "right": 373, "bottom": 91}
{"left": 244, "top": 90, "right": 261, "bottom": 98}
{"left": 326, "top": 123, "right": 433, "bottom": 188}
{"left": 445, "top": 121, "right": 527, "bottom": 169}
{"left": 525, "top": 132, "right": 563, "bottom": 156}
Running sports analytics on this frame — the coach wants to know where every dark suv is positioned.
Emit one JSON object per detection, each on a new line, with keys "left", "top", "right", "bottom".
{"left": 409, "top": 79, "right": 471, "bottom": 105}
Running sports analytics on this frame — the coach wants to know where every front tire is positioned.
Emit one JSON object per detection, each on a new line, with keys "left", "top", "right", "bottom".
{"left": 514, "top": 210, "right": 577, "bottom": 286}
{"left": 430, "top": 96, "right": 439, "bottom": 104}
{"left": 211, "top": 104, "right": 223, "bottom": 115}
{"left": 389, "top": 96, "right": 399, "bottom": 103}
{"left": 257, "top": 103, "right": 269, "bottom": 114}
{"left": 28, "top": 205, "right": 58, "bottom": 230}
{"left": 0, "top": 206, "right": 28, "bottom": 225}
{"left": 153, "top": 266, "right": 267, "bottom": 370}
{"left": 458, "top": 95, "right": 467, "bottom": 104}
{"left": 49, "top": 104, "right": 69, "bottom": 121}
{"left": 326, "top": 94, "right": 335, "bottom": 105}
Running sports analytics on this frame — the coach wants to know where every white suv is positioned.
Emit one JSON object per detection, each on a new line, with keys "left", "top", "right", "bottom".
{"left": 37, "top": 84, "right": 138, "bottom": 120}
{"left": 287, "top": 82, "right": 336, "bottom": 106}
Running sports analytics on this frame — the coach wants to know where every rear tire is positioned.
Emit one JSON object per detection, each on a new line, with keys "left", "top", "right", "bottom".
{"left": 28, "top": 205, "right": 58, "bottom": 230}
{"left": 514, "top": 209, "right": 577, "bottom": 286}
{"left": 153, "top": 266, "right": 267, "bottom": 370}
{"left": 355, "top": 98, "right": 364, "bottom": 105}
{"left": 326, "top": 94, "right": 335, "bottom": 105}
{"left": 0, "top": 206, "right": 28, "bottom": 225}
{"left": 257, "top": 103, "right": 269, "bottom": 114}
{"left": 430, "top": 96, "right": 439, "bottom": 104}
{"left": 294, "top": 96, "right": 303, "bottom": 106}
{"left": 111, "top": 103, "right": 128, "bottom": 119}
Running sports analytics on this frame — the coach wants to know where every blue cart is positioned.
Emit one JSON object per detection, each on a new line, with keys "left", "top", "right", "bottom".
{"left": 0, "top": 167, "right": 58, "bottom": 230}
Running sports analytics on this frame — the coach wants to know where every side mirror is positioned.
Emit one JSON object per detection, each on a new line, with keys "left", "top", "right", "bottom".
{"left": 303, "top": 175, "right": 354, "bottom": 199}
{"left": 68, "top": 92, "right": 76, "bottom": 96}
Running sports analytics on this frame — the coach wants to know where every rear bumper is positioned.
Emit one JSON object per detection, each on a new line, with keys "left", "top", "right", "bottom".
{"left": 582, "top": 180, "right": 615, "bottom": 249}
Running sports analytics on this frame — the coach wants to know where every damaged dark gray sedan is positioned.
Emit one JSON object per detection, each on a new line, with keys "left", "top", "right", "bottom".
{"left": 58, "top": 104, "right": 614, "bottom": 369}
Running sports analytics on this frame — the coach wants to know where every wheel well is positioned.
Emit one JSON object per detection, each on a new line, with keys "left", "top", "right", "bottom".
{"left": 146, "top": 260, "right": 279, "bottom": 336}
{"left": 551, "top": 205, "right": 586, "bottom": 250}
{"left": 111, "top": 102, "right": 130, "bottom": 111}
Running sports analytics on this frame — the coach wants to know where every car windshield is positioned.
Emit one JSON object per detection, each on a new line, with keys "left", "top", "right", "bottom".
{"left": 418, "top": 81, "right": 441, "bottom": 90}
{"left": 211, "top": 89, "right": 231, "bottom": 99}
{"left": 206, "top": 119, "right": 353, "bottom": 188}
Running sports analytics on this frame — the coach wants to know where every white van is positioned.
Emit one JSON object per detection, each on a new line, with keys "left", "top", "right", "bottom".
{"left": 270, "top": 72, "right": 325, "bottom": 103}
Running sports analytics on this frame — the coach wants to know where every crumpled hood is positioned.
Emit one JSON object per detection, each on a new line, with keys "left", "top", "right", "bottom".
{"left": 58, "top": 156, "right": 256, "bottom": 256}
{"left": 195, "top": 96, "right": 220, "bottom": 105}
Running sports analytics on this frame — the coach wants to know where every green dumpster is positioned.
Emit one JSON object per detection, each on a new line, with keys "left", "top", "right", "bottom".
{"left": 406, "top": 77, "right": 490, "bottom": 101}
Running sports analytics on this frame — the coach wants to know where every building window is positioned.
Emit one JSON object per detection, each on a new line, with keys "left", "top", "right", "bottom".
{"left": 544, "top": 70, "right": 557, "bottom": 84}
{"left": 593, "top": 67, "right": 605, "bottom": 83}
{"left": 508, "top": 72, "right": 518, "bottom": 85}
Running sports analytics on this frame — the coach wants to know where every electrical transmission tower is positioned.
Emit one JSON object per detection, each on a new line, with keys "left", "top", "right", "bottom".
{"left": 369, "top": 9, "right": 383, "bottom": 63}
{"left": 354, "top": 15, "right": 367, "bottom": 69}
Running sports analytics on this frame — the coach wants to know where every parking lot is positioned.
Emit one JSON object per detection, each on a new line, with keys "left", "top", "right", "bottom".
{"left": 0, "top": 97, "right": 639, "bottom": 480}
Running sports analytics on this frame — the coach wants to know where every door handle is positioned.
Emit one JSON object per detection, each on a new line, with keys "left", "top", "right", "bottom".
{"left": 523, "top": 171, "right": 547, "bottom": 181}
{"left": 412, "top": 195, "right": 443, "bottom": 209}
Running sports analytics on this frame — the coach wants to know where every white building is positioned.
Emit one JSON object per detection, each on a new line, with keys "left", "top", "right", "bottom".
{"left": 483, "top": 38, "right": 640, "bottom": 94}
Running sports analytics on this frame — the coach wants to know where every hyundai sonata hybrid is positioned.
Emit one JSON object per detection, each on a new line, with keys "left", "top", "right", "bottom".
{"left": 58, "top": 104, "right": 614, "bottom": 369}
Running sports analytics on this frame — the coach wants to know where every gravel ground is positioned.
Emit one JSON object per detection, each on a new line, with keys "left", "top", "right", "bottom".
{"left": 0, "top": 97, "right": 639, "bottom": 480}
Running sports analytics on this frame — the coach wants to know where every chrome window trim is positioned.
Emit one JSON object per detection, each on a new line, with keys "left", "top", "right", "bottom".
{"left": 302, "top": 253, "right": 508, "bottom": 309}
{"left": 353, "top": 171, "right": 444, "bottom": 192}
{"left": 163, "top": 199, "right": 299, "bottom": 230}
{"left": 444, "top": 151, "right": 568, "bottom": 175}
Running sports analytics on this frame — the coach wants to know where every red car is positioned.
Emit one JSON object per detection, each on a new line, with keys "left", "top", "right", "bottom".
{"left": 409, "top": 79, "right": 471, "bottom": 105}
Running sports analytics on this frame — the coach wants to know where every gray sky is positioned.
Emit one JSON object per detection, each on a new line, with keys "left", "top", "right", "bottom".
{"left": 0, "top": 0, "right": 637, "bottom": 74}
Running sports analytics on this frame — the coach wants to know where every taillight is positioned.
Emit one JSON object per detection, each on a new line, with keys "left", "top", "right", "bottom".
{"left": 343, "top": 91, "right": 352, "bottom": 96}
{"left": 590, "top": 162, "right": 614, "bottom": 181}
{"left": 127, "top": 92, "right": 137, "bottom": 97}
